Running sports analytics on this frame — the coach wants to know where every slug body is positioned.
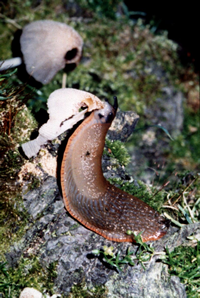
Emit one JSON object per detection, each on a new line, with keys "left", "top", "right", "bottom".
{"left": 61, "top": 99, "right": 169, "bottom": 242}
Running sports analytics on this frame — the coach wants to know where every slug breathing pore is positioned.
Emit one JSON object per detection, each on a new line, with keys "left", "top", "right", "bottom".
{"left": 60, "top": 96, "right": 169, "bottom": 242}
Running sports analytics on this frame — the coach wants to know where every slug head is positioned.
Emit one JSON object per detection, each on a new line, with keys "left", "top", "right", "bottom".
{"left": 94, "top": 96, "right": 118, "bottom": 124}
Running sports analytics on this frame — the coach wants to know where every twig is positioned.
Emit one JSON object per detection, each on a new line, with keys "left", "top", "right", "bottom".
{"left": 151, "top": 181, "right": 170, "bottom": 199}
{"left": 0, "top": 13, "right": 22, "bottom": 30}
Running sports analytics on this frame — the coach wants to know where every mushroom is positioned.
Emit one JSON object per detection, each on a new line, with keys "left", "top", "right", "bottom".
{"left": 21, "top": 88, "right": 104, "bottom": 158}
{"left": 0, "top": 20, "right": 83, "bottom": 84}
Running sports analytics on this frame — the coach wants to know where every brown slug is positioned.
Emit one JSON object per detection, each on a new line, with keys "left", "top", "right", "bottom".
{"left": 60, "top": 97, "right": 169, "bottom": 242}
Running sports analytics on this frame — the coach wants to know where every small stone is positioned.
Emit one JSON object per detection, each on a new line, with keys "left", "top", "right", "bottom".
{"left": 19, "top": 287, "right": 42, "bottom": 298}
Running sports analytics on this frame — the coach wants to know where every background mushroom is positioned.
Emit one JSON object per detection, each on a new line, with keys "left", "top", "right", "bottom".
{"left": 0, "top": 20, "right": 83, "bottom": 85}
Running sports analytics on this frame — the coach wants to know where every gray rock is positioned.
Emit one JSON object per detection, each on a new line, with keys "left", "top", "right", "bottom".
{"left": 145, "top": 86, "right": 184, "bottom": 138}
{"left": 108, "top": 109, "right": 140, "bottom": 142}
{"left": 5, "top": 176, "right": 191, "bottom": 297}
{"left": 105, "top": 262, "right": 186, "bottom": 298}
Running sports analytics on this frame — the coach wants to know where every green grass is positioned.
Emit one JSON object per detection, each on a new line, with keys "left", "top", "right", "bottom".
{"left": 164, "top": 242, "right": 200, "bottom": 298}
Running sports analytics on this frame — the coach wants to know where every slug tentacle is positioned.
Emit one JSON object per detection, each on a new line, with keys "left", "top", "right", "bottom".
{"left": 61, "top": 97, "right": 169, "bottom": 242}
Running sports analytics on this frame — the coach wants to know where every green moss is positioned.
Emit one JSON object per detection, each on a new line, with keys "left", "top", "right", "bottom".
{"left": 105, "top": 139, "right": 131, "bottom": 167}
{"left": 0, "top": 257, "right": 58, "bottom": 298}
{"left": 0, "top": 70, "right": 37, "bottom": 143}
{"left": 0, "top": 70, "right": 37, "bottom": 176}
{"left": 69, "top": 223, "right": 80, "bottom": 231}
{"left": 25, "top": 175, "right": 41, "bottom": 191}
{"left": 0, "top": 70, "right": 38, "bottom": 261}
{"left": 0, "top": 194, "right": 29, "bottom": 260}
{"left": 69, "top": 282, "right": 107, "bottom": 298}
{"left": 80, "top": 0, "right": 122, "bottom": 19}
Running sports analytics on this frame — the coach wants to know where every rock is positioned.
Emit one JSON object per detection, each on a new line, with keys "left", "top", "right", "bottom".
{"left": 7, "top": 173, "right": 193, "bottom": 296}
{"left": 105, "top": 262, "right": 186, "bottom": 298}
{"left": 19, "top": 288, "right": 42, "bottom": 298}
{"left": 108, "top": 109, "right": 140, "bottom": 142}
{"left": 145, "top": 86, "right": 184, "bottom": 138}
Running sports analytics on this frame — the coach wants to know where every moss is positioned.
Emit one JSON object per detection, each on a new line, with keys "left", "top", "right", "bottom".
{"left": 69, "top": 223, "right": 80, "bottom": 231}
{"left": 0, "top": 70, "right": 37, "bottom": 170}
{"left": 24, "top": 175, "right": 41, "bottom": 191}
{"left": 0, "top": 75, "right": 35, "bottom": 146}
{"left": 105, "top": 139, "right": 131, "bottom": 167}
{"left": 79, "top": 0, "right": 122, "bottom": 19}
{"left": 0, "top": 194, "right": 29, "bottom": 260}
{"left": 0, "top": 70, "right": 37, "bottom": 144}
{"left": 0, "top": 257, "right": 58, "bottom": 298}
{"left": 0, "top": 70, "right": 38, "bottom": 261}
{"left": 69, "top": 282, "right": 107, "bottom": 298}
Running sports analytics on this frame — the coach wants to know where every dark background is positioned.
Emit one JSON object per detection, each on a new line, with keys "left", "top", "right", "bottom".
{"left": 124, "top": 1, "right": 199, "bottom": 72}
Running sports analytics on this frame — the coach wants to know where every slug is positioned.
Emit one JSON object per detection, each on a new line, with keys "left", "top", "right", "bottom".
{"left": 60, "top": 97, "right": 169, "bottom": 242}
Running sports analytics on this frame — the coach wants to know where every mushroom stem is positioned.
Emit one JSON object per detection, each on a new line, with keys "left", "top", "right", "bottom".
{"left": 0, "top": 57, "right": 22, "bottom": 71}
{"left": 62, "top": 72, "right": 67, "bottom": 88}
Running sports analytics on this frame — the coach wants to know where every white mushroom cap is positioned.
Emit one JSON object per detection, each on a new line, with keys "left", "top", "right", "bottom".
{"left": 20, "top": 20, "right": 83, "bottom": 84}
{"left": 21, "top": 88, "right": 104, "bottom": 158}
